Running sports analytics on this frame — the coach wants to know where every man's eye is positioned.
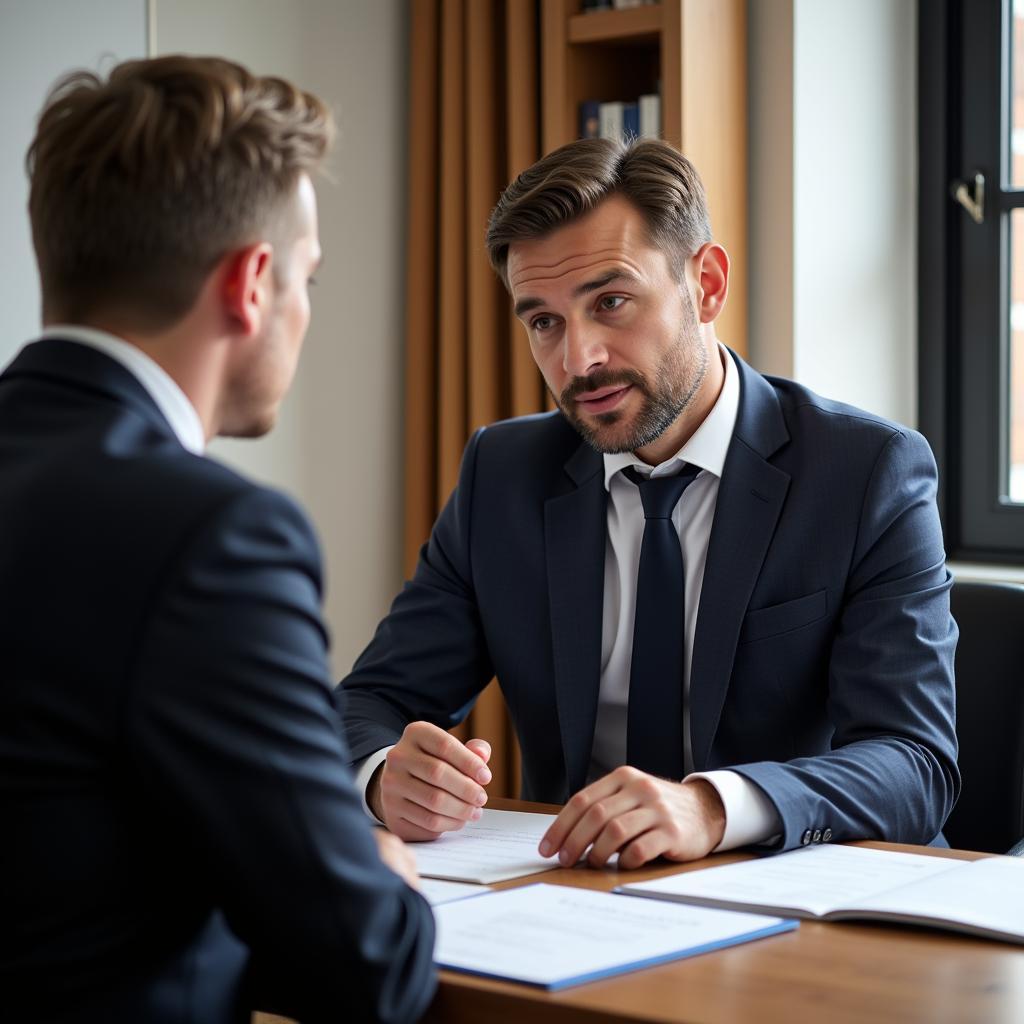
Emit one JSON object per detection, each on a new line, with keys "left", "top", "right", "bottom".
{"left": 599, "top": 295, "right": 625, "bottom": 311}
{"left": 532, "top": 316, "right": 554, "bottom": 331}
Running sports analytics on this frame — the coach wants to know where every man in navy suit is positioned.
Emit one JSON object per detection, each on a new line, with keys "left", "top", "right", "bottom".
{"left": 0, "top": 56, "right": 434, "bottom": 1023}
{"left": 341, "top": 138, "right": 959, "bottom": 869}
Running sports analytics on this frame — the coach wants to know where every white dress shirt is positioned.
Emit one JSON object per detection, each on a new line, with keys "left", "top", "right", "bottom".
{"left": 40, "top": 325, "right": 206, "bottom": 455}
{"left": 593, "top": 345, "right": 780, "bottom": 851}
{"left": 357, "top": 346, "right": 781, "bottom": 850}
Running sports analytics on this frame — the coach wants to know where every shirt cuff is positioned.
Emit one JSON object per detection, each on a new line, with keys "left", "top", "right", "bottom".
{"left": 687, "top": 769, "right": 782, "bottom": 851}
{"left": 353, "top": 746, "right": 394, "bottom": 823}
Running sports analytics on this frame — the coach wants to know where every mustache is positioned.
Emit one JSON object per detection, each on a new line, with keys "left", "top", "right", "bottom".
{"left": 560, "top": 368, "right": 648, "bottom": 405}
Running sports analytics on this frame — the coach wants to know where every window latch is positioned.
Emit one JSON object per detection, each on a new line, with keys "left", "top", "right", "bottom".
{"left": 951, "top": 172, "right": 985, "bottom": 224}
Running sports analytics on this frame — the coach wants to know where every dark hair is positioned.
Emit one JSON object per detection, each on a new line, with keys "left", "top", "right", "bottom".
{"left": 485, "top": 137, "right": 711, "bottom": 286}
{"left": 28, "top": 54, "right": 335, "bottom": 329}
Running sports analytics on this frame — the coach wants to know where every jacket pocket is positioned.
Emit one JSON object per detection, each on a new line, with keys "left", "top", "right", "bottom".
{"left": 738, "top": 589, "right": 828, "bottom": 644}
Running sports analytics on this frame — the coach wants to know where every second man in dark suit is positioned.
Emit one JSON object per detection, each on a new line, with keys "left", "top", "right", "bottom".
{"left": 0, "top": 56, "right": 435, "bottom": 1023}
{"left": 340, "top": 138, "right": 959, "bottom": 869}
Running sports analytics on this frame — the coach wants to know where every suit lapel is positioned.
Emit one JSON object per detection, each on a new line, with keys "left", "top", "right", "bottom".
{"left": 689, "top": 356, "right": 791, "bottom": 770}
{"left": 544, "top": 441, "right": 607, "bottom": 798}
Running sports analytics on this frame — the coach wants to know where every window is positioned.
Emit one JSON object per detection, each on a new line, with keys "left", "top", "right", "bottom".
{"left": 920, "top": 0, "right": 1024, "bottom": 560}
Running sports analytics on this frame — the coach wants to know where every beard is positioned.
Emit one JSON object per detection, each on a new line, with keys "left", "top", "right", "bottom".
{"left": 554, "top": 299, "right": 708, "bottom": 455}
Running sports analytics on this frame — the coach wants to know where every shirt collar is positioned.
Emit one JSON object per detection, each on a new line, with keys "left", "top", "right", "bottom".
{"left": 40, "top": 325, "right": 206, "bottom": 456}
{"left": 602, "top": 343, "right": 739, "bottom": 490}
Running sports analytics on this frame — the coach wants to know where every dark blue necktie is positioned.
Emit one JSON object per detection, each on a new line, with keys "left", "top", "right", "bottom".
{"left": 624, "top": 463, "right": 702, "bottom": 780}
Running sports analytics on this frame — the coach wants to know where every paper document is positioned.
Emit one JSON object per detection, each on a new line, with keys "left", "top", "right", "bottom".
{"left": 410, "top": 808, "right": 559, "bottom": 883}
{"left": 618, "top": 845, "right": 1024, "bottom": 943}
{"left": 433, "top": 882, "right": 798, "bottom": 989}
{"left": 417, "top": 878, "right": 490, "bottom": 906}
{"left": 621, "top": 844, "right": 953, "bottom": 918}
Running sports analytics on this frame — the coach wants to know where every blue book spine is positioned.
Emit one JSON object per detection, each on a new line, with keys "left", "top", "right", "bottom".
{"left": 579, "top": 100, "right": 601, "bottom": 139}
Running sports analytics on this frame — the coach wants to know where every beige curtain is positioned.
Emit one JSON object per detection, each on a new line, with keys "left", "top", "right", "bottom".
{"left": 403, "top": 0, "right": 546, "bottom": 798}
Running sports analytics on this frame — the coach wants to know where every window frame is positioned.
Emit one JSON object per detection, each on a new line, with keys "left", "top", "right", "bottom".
{"left": 919, "top": 0, "right": 1024, "bottom": 561}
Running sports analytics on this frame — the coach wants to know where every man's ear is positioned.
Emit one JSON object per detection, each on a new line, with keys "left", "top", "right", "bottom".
{"left": 690, "top": 242, "right": 730, "bottom": 324}
{"left": 221, "top": 242, "right": 274, "bottom": 337}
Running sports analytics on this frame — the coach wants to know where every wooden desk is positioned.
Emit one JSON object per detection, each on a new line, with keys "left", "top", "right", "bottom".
{"left": 423, "top": 799, "right": 1024, "bottom": 1024}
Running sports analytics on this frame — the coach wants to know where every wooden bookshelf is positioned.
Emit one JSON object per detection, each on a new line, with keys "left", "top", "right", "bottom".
{"left": 541, "top": 0, "right": 748, "bottom": 358}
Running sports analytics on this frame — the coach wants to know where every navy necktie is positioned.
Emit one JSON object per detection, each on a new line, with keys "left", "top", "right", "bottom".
{"left": 624, "top": 463, "right": 702, "bottom": 780}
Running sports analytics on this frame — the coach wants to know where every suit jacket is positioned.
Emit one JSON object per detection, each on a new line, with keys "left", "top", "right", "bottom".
{"left": 0, "top": 340, "right": 435, "bottom": 1024}
{"left": 342, "top": 350, "right": 960, "bottom": 851}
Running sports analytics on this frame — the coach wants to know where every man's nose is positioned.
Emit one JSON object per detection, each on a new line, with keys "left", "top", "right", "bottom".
{"left": 562, "top": 321, "right": 608, "bottom": 378}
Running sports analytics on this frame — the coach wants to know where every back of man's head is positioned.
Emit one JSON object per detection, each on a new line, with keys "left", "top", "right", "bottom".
{"left": 27, "top": 55, "right": 334, "bottom": 331}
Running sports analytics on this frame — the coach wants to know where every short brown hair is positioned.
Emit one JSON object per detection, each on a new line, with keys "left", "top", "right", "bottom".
{"left": 28, "top": 55, "right": 335, "bottom": 328}
{"left": 485, "top": 137, "right": 711, "bottom": 286}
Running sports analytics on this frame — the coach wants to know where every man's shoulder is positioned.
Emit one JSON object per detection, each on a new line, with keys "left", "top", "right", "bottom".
{"left": 763, "top": 371, "right": 923, "bottom": 448}
{"left": 473, "top": 409, "right": 581, "bottom": 460}
{"left": 145, "top": 452, "right": 313, "bottom": 543}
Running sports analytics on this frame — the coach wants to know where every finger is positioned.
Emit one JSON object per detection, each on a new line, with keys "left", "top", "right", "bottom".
{"left": 555, "top": 791, "right": 640, "bottom": 867}
{"left": 539, "top": 774, "right": 624, "bottom": 857}
{"left": 403, "top": 752, "right": 489, "bottom": 807}
{"left": 465, "top": 737, "right": 492, "bottom": 764}
{"left": 411, "top": 724, "right": 493, "bottom": 786}
{"left": 396, "top": 795, "right": 474, "bottom": 837}
{"left": 586, "top": 808, "right": 657, "bottom": 868}
{"left": 401, "top": 772, "right": 486, "bottom": 823}
{"left": 385, "top": 815, "right": 446, "bottom": 843}
{"left": 619, "top": 826, "right": 674, "bottom": 870}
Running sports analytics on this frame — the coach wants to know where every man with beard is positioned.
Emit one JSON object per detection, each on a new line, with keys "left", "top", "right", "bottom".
{"left": 340, "top": 138, "right": 959, "bottom": 868}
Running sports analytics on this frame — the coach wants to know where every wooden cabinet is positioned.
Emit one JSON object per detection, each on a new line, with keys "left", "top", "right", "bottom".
{"left": 541, "top": 0, "right": 747, "bottom": 357}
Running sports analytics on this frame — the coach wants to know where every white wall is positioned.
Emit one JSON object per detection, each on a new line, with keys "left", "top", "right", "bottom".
{"left": 0, "top": 0, "right": 146, "bottom": 365}
{"left": 749, "top": 0, "right": 917, "bottom": 429}
{"left": 154, "top": 0, "right": 410, "bottom": 676}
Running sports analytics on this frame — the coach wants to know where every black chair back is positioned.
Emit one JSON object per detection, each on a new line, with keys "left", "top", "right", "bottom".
{"left": 945, "top": 581, "right": 1024, "bottom": 853}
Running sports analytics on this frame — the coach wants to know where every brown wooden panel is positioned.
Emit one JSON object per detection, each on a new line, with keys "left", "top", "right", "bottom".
{"left": 542, "top": 0, "right": 575, "bottom": 152}
{"left": 680, "top": 0, "right": 747, "bottom": 358}
{"left": 466, "top": 0, "right": 505, "bottom": 434}
{"left": 437, "top": 0, "right": 469, "bottom": 500}
{"left": 403, "top": 0, "right": 441, "bottom": 573}
{"left": 506, "top": 0, "right": 547, "bottom": 418}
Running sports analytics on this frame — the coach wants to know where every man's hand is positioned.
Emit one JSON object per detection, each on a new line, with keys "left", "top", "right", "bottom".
{"left": 538, "top": 767, "right": 726, "bottom": 869}
{"left": 373, "top": 829, "right": 421, "bottom": 890}
{"left": 369, "top": 721, "right": 492, "bottom": 842}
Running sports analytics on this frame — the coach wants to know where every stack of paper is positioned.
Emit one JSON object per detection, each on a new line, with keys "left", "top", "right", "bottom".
{"left": 411, "top": 808, "right": 558, "bottom": 884}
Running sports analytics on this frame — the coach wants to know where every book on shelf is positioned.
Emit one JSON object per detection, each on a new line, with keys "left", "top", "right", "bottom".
{"left": 599, "top": 100, "right": 624, "bottom": 140}
{"left": 639, "top": 93, "right": 660, "bottom": 138}
{"left": 617, "top": 844, "right": 1024, "bottom": 944}
{"left": 579, "top": 94, "right": 660, "bottom": 142}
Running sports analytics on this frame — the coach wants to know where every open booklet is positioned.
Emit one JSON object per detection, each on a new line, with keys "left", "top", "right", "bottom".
{"left": 616, "top": 844, "right": 1024, "bottom": 943}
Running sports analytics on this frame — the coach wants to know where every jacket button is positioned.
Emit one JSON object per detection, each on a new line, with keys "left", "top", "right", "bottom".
{"left": 801, "top": 829, "right": 812, "bottom": 845}
{"left": 812, "top": 829, "right": 822, "bottom": 843}
{"left": 822, "top": 828, "right": 832, "bottom": 842}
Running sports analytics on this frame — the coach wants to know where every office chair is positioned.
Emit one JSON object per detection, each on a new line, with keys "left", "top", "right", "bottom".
{"left": 943, "top": 580, "right": 1024, "bottom": 855}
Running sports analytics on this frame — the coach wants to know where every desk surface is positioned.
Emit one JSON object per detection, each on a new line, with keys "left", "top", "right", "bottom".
{"left": 423, "top": 799, "right": 1024, "bottom": 1024}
